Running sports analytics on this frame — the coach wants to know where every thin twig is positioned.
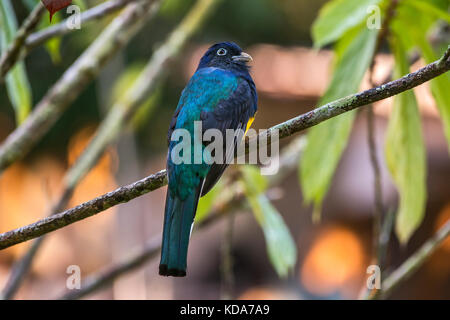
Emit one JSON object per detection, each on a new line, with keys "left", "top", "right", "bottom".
{"left": 0, "top": 0, "right": 161, "bottom": 174}
{"left": 366, "top": 0, "right": 398, "bottom": 270}
{"left": 378, "top": 208, "right": 395, "bottom": 269}
{"left": 0, "top": 47, "right": 449, "bottom": 251}
{"left": 249, "top": 45, "right": 450, "bottom": 147}
{"left": 64, "top": 0, "right": 223, "bottom": 190}
{"left": 60, "top": 236, "right": 161, "bottom": 300}
{"left": 220, "top": 213, "right": 235, "bottom": 300}
{"left": 367, "top": 106, "right": 384, "bottom": 258}
{"left": 25, "top": 0, "right": 141, "bottom": 51}
{"left": 369, "top": 220, "right": 450, "bottom": 300}
{"left": 0, "top": 0, "right": 161, "bottom": 299}
{"left": 0, "top": 2, "right": 45, "bottom": 80}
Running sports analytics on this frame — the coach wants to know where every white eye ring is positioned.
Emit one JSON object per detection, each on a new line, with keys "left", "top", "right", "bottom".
{"left": 216, "top": 48, "right": 227, "bottom": 56}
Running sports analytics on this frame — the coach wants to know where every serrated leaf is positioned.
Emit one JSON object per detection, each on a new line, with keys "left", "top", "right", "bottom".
{"left": 241, "top": 166, "right": 297, "bottom": 277}
{"left": 312, "top": 0, "right": 382, "bottom": 48}
{"left": 300, "top": 27, "right": 378, "bottom": 220}
{"left": 385, "top": 38, "right": 426, "bottom": 244}
{"left": 0, "top": 0, "right": 33, "bottom": 124}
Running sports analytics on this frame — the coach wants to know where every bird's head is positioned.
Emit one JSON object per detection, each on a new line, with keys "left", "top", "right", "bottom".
{"left": 197, "top": 42, "right": 253, "bottom": 72}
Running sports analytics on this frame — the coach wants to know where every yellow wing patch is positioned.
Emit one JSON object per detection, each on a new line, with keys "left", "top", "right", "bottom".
{"left": 245, "top": 116, "right": 255, "bottom": 135}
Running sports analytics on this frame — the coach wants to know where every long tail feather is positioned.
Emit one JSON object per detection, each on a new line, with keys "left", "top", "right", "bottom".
{"left": 159, "top": 185, "right": 202, "bottom": 277}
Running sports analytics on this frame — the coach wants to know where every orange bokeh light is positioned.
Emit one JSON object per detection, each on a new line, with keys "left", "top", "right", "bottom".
{"left": 300, "top": 226, "right": 365, "bottom": 297}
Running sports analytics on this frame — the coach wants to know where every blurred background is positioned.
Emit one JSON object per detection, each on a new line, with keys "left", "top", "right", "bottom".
{"left": 0, "top": 0, "right": 449, "bottom": 299}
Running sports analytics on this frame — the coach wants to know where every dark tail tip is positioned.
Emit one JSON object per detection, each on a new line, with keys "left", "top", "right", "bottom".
{"left": 159, "top": 264, "right": 186, "bottom": 277}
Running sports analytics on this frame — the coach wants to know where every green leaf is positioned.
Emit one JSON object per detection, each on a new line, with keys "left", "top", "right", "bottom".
{"left": 385, "top": 38, "right": 426, "bottom": 244}
{"left": 241, "top": 166, "right": 297, "bottom": 277}
{"left": 393, "top": 2, "right": 450, "bottom": 153}
{"left": 312, "top": 0, "right": 382, "bottom": 48}
{"left": 420, "top": 44, "right": 450, "bottom": 154}
{"left": 195, "top": 180, "right": 224, "bottom": 223}
{"left": 0, "top": 0, "right": 33, "bottom": 124}
{"left": 407, "top": 0, "right": 450, "bottom": 23}
{"left": 110, "top": 63, "right": 162, "bottom": 131}
{"left": 300, "top": 27, "right": 378, "bottom": 220}
{"left": 73, "top": 0, "right": 87, "bottom": 11}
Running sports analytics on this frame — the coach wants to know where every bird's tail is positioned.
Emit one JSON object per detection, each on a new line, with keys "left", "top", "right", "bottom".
{"left": 159, "top": 186, "right": 201, "bottom": 277}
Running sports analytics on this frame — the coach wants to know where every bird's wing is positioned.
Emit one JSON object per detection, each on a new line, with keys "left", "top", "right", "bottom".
{"left": 167, "top": 68, "right": 256, "bottom": 198}
{"left": 200, "top": 79, "right": 256, "bottom": 196}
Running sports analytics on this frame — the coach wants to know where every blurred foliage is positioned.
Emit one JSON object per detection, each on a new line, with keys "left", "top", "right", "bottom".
{"left": 241, "top": 165, "right": 297, "bottom": 278}
{"left": 312, "top": 0, "right": 382, "bottom": 48}
{"left": 300, "top": 0, "right": 450, "bottom": 243}
{"left": 195, "top": 179, "right": 224, "bottom": 223}
{"left": 385, "top": 38, "right": 426, "bottom": 244}
{"left": 0, "top": 0, "right": 447, "bottom": 250}
{"left": 110, "top": 62, "right": 163, "bottom": 132}
{"left": 22, "top": 0, "right": 63, "bottom": 64}
{"left": 391, "top": 0, "right": 450, "bottom": 152}
{"left": 1, "top": 0, "right": 323, "bottom": 157}
{"left": 0, "top": 0, "right": 33, "bottom": 124}
{"left": 300, "top": 26, "right": 378, "bottom": 222}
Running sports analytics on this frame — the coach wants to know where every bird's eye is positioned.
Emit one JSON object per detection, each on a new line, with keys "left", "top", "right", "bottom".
{"left": 216, "top": 48, "right": 227, "bottom": 56}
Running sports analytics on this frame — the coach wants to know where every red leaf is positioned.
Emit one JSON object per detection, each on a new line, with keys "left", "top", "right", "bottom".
{"left": 41, "top": 0, "right": 73, "bottom": 22}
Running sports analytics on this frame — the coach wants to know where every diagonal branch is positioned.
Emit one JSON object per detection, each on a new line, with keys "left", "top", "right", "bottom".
{"left": 369, "top": 220, "right": 450, "bottom": 300}
{"left": 60, "top": 236, "right": 161, "bottom": 300}
{"left": 262, "top": 45, "right": 450, "bottom": 143}
{"left": 0, "top": 0, "right": 223, "bottom": 300}
{"left": 0, "top": 2, "right": 45, "bottom": 80}
{"left": 57, "top": 136, "right": 305, "bottom": 300}
{"left": 0, "top": 0, "right": 160, "bottom": 174}
{"left": 0, "top": 170, "right": 167, "bottom": 251}
{"left": 0, "top": 46, "right": 449, "bottom": 251}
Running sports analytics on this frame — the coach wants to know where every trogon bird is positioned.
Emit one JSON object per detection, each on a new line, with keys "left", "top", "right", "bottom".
{"left": 159, "top": 42, "right": 257, "bottom": 277}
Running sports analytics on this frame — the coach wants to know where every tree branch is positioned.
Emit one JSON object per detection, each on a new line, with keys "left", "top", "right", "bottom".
{"left": 0, "top": 2, "right": 45, "bottom": 80}
{"left": 367, "top": 0, "right": 398, "bottom": 272}
{"left": 25, "top": 0, "right": 142, "bottom": 51}
{"left": 57, "top": 136, "right": 305, "bottom": 300}
{"left": 0, "top": 0, "right": 223, "bottom": 300}
{"left": 0, "top": 47, "right": 449, "bottom": 251}
{"left": 0, "top": 170, "right": 167, "bottom": 251}
{"left": 0, "top": 0, "right": 161, "bottom": 174}
{"left": 261, "top": 45, "right": 450, "bottom": 143}
{"left": 59, "top": 236, "right": 161, "bottom": 300}
{"left": 64, "top": 0, "right": 223, "bottom": 191}
{"left": 369, "top": 220, "right": 450, "bottom": 300}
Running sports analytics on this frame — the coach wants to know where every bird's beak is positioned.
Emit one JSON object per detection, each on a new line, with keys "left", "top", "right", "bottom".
{"left": 232, "top": 52, "right": 253, "bottom": 63}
